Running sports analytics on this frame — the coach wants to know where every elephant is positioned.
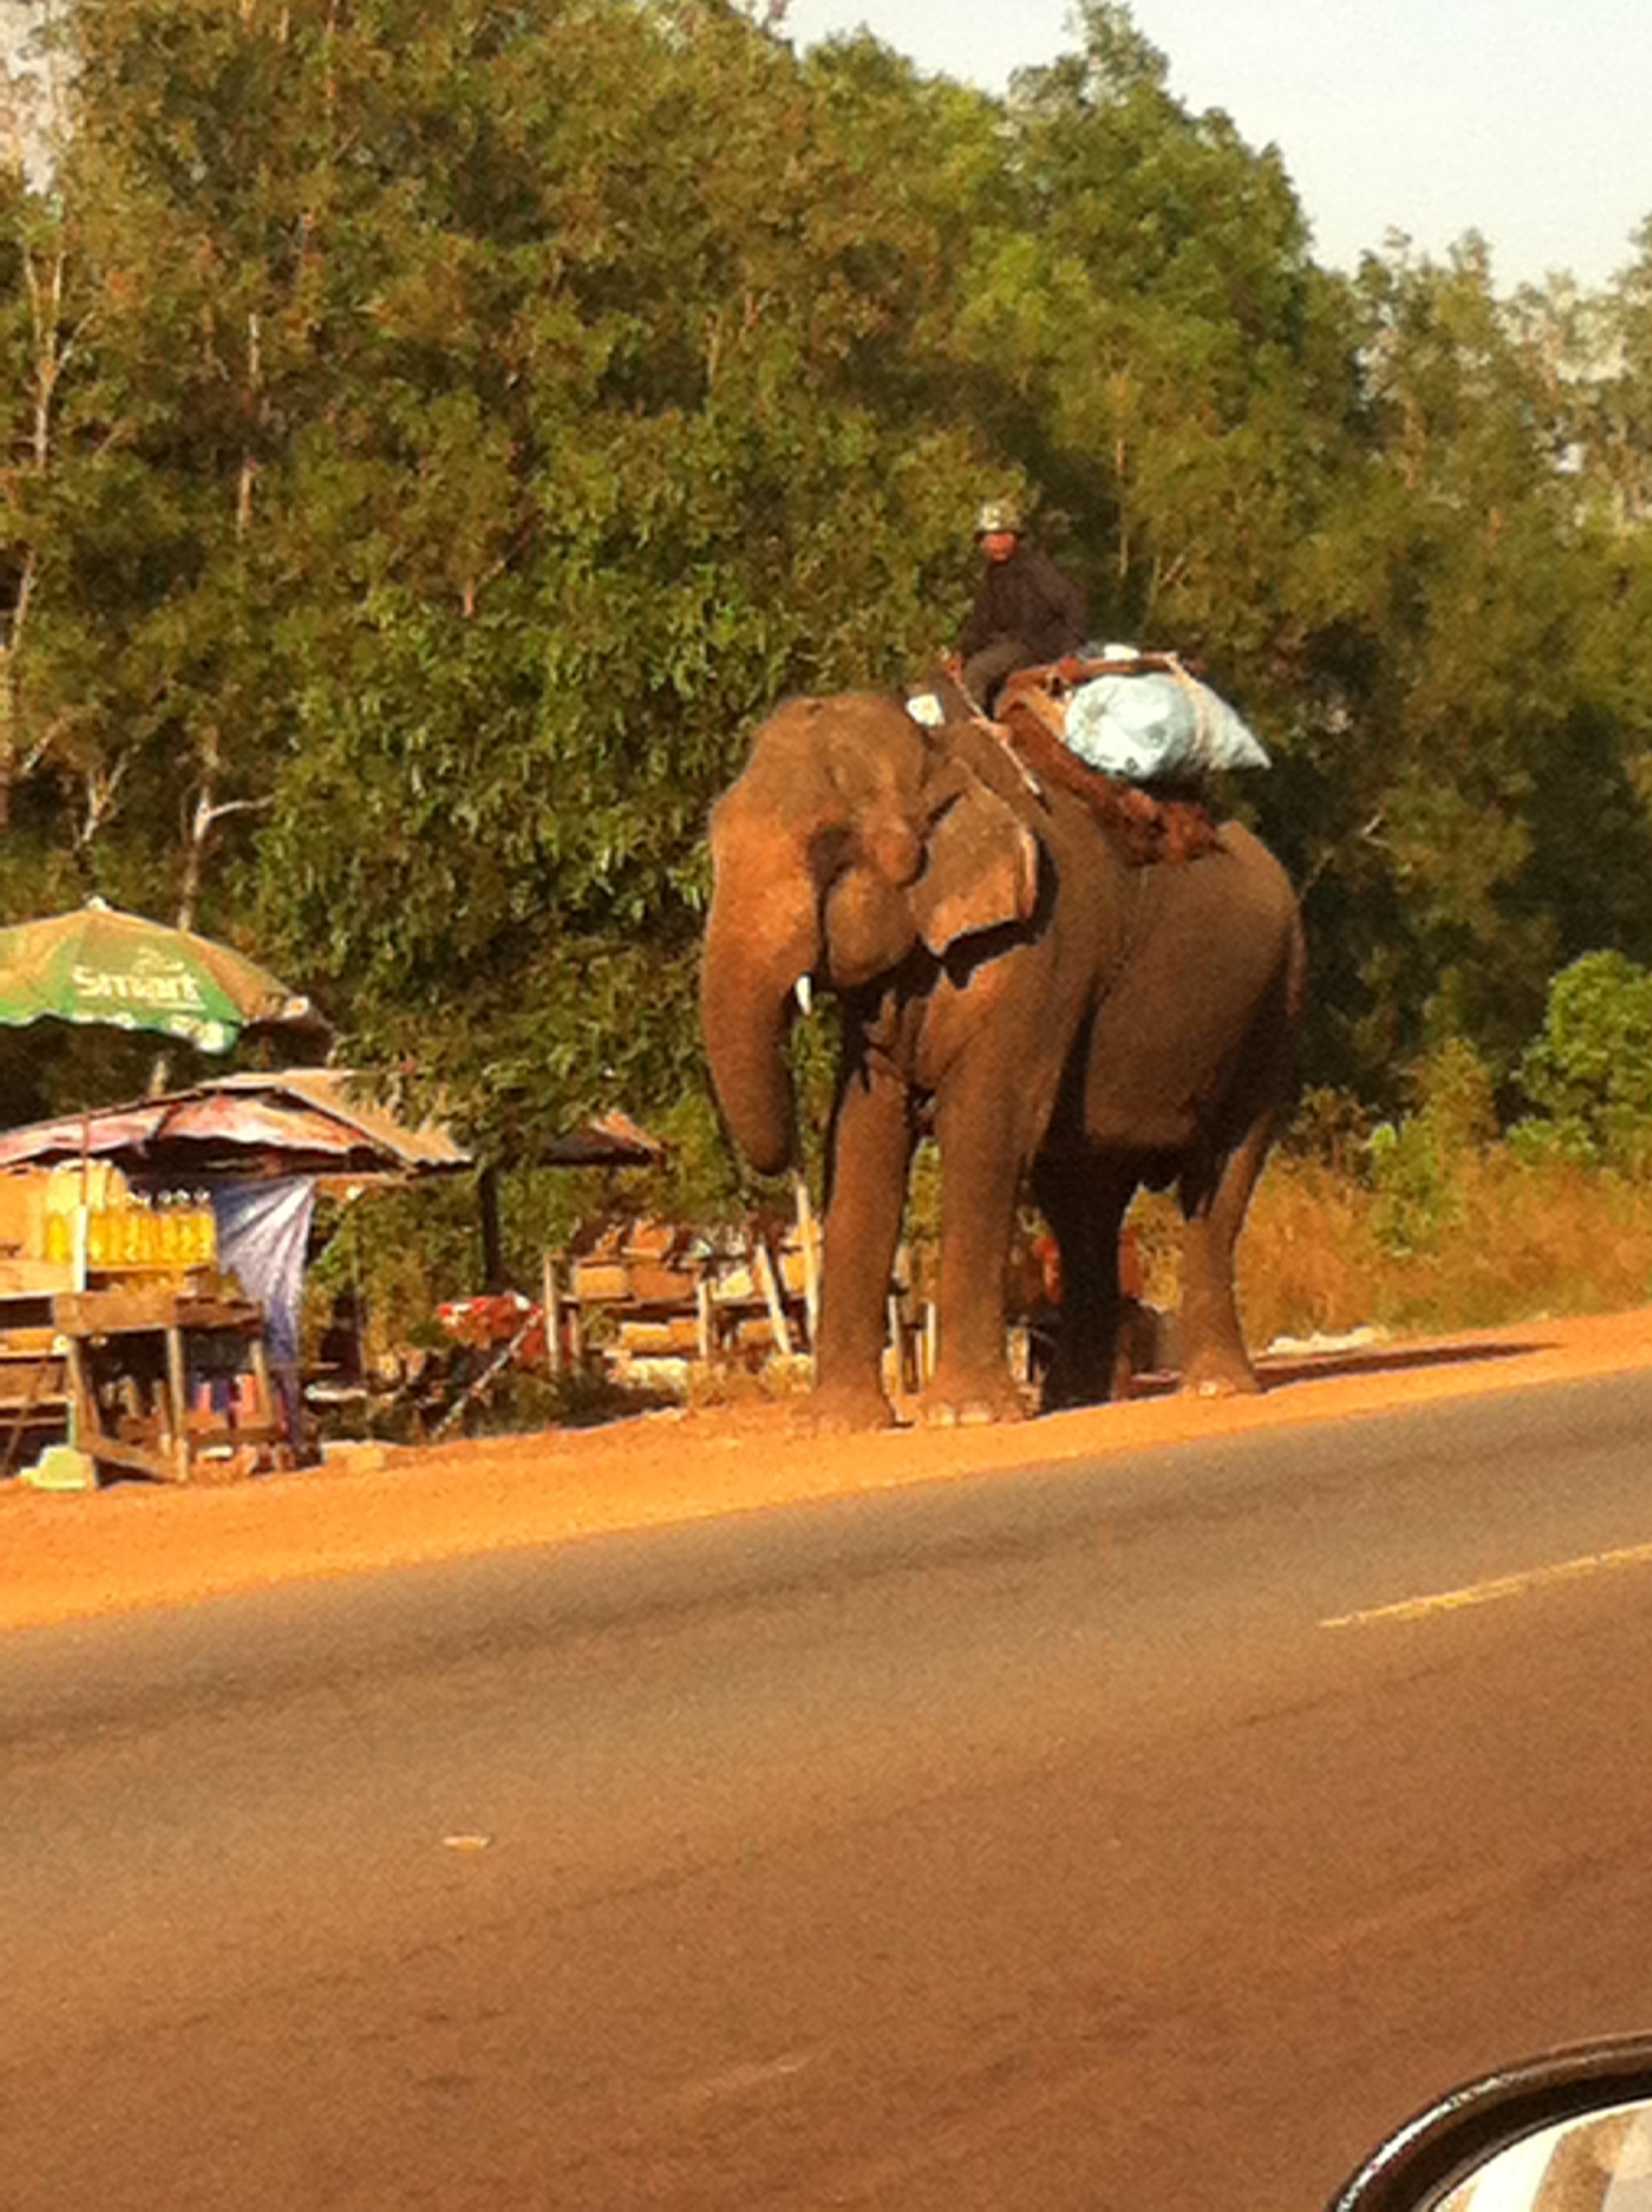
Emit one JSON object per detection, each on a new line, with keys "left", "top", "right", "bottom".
{"left": 700, "top": 689, "right": 1306, "bottom": 1429}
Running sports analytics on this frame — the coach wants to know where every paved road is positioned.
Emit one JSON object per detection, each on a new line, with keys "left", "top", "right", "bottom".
{"left": 7, "top": 1372, "right": 1652, "bottom": 2209}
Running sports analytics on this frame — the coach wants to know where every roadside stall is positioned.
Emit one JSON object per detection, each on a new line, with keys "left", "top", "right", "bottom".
{"left": 0, "top": 899, "right": 340, "bottom": 1485}
{"left": 0, "top": 1070, "right": 469, "bottom": 1484}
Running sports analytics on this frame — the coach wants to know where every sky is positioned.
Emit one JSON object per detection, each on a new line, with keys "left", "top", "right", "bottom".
{"left": 777, "top": 0, "right": 1652, "bottom": 294}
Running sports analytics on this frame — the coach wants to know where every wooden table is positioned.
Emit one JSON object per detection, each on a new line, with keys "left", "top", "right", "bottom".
{"left": 0, "top": 1278, "right": 282, "bottom": 1485}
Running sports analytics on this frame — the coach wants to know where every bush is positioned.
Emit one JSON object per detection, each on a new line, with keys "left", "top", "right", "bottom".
{"left": 1365, "top": 1039, "right": 1498, "bottom": 1259}
{"left": 1514, "top": 951, "right": 1652, "bottom": 1173}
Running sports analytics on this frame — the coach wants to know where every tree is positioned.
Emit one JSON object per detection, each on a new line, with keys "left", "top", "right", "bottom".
{"left": 238, "top": 0, "right": 998, "bottom": 1154}
{"left": 951, "top": 3, "right": 1352, "bottom": 660}
{"left": 1272, "top": 237, "right": 1652, "bottom": 1097}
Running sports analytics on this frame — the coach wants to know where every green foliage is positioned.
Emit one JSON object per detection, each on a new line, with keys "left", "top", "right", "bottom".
{"left": 1271, "top": 241, "right": 1652, "bottom": 1097}
{"left": 1366, "top": 1037, "right": 1497, "bottom": 1257}
{"left": 303, "top": 1179, "right": 482, "bottom": 1360}
{"left": 958, "top": 1, "right": 1346, "bottom": 665}
{"left": 1513, "top": 951, "right": 1652, "bottom": 1173}
{"left": 1280, "top": 1086, "right": 1376, "bottom": 1177}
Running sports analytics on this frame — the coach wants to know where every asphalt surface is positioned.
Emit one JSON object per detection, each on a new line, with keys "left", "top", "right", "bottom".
{"left": 7, "top": 1371, "right": 1652, "bottom": 2208}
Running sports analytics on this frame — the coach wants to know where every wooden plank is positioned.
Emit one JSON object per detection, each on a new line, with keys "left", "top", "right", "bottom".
{"left": 189, "top": 1419, "right": 280, "bottom": 1446}
{"left": 0, "top": 1353, "right": 68, "bottom": 1477}
{"left": 113, "top": 1411, "right": 166, "bottom": 1449}
{"left": 625, "top": 1263, "right": 700, "bottom": 1306}
{"left": 615, "top": 1316, "right": 701, "bottom": 1355}
{"left": 0, "top": 1327, "right": 62, "bottom": 1354}
{"left": 0, "top": 1354, "right": 60, "bottom": 1393}
{"left": 81, "top": 1432, "right": 182, "bottom": 1483}
{"left": 53, "top": 1288, "right": 262, "bottom": 1336}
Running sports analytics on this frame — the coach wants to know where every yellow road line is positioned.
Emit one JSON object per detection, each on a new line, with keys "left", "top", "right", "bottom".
{"left": 1321, "top": 1538, "right": 1652, "bottom": 1629}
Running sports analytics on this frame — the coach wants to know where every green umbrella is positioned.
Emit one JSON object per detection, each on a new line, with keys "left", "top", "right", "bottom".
{"left": 0, "top": 898, "right": 326, "bottom": 1056}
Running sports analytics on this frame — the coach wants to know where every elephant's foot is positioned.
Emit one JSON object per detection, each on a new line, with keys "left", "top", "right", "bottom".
{"left": 1178, "top": 1347, "right": 1261, "bottom": 1400}
{"left": 1039, "top": 1342, "right": 1133, "bottom": 1412}
{"left": 1037, "top": 1301, "right": 1165, "bottom": 1412}
{"left": 1040, "top": 1367, "right": 1122, "bottom": 1413}
{"left": 917, "top": 1366, "right": 1028, "bottom": 1428}
{"left": 794, "top": 1380, "right": 900, "bottom": 1435}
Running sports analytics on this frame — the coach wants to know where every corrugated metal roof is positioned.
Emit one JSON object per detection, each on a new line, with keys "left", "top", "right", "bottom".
{"left": 195, "top": 1069, "right": 473, "bottom": 1171}
{"left": 0, "top": 1070, "right": 468, "bottom": 1177}
{"left": 0, "top": 1073, "right": 664, "bottom": 1176}
{"left": 541, "top": 1107, "right": 665, "bottom": 1166}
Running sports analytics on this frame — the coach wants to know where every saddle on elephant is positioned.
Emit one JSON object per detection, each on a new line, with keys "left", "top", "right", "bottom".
{"left": 994, "top": 655, "right": 1233, "bottom": 868}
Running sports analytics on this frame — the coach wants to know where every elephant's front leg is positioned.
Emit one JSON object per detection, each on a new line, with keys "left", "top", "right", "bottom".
{"left": 922, "top": 1073, "right": 1034, "bottom": 1425}
{"left": 811, "top": 1068, "right": 915, "bottom": 1430}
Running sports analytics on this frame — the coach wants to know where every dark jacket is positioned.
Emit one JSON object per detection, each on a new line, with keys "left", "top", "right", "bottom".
{"left": 960, "top": 542, "right": 1088, "bottom": 667}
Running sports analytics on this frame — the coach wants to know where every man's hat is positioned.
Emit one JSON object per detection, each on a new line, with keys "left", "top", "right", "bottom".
{"left": 974, "top": 498, "right": 1024, "bottom": 538}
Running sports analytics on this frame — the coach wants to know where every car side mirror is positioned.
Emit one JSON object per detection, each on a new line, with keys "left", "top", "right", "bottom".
{"left": 1330, "top": 2037, "right": 1652, "bottom": 2209}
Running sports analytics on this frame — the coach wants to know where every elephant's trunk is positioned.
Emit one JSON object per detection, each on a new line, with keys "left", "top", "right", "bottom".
{"left": 701, "top": 806, "right": 819, "bottom": 1177}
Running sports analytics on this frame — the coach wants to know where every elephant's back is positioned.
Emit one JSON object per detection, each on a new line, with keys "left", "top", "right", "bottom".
{"left": 1166, "top": 818, "right": 1302, "bottom": 979}
{"left": 1195, "top": 817, "right": 1295, "bottom": 915}
{"left": 1078, "top": 818, "right": 1301, "bottom": 1149}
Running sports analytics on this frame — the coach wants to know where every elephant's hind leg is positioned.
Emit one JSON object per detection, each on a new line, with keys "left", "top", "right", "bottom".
{"left": 1176, "top": 1115, "right": 1275, "bottom": 1399}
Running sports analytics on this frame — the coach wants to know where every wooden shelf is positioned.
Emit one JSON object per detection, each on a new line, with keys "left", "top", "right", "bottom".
{"left": 0, "top": 1278, "right": 282, "bottom": 1486}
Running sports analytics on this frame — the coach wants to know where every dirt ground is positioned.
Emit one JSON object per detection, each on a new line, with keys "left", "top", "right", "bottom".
{"left": 4, "top": 1306, "right": 1651, "bottom": 1636}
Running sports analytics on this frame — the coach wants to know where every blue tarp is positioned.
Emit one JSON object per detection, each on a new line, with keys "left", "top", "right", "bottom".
{"left": 207, "top": 1176, "right": 317, "bottom": 1370}
{"left": 1064, "top": 666, "right": 1270, "bottom": 781}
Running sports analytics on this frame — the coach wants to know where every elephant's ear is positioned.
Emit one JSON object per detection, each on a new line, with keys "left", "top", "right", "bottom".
{"left": 908, "top": 782, "right": 1038, "bottom": 956}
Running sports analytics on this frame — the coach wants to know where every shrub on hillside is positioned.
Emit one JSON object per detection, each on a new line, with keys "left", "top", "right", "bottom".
{"left": 1513, "top": 951, "right": 1652, "bottom": 1174}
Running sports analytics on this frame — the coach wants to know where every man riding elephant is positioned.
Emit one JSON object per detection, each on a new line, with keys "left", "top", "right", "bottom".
{"left": 957, "top": 498, "right": 1090, "bottom": 712}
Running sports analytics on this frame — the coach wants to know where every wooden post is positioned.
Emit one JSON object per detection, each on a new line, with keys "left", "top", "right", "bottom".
{"left": 165, "top": 1324, "right": 189, "bottom": 1480}
{"left": 753, "top": 1237, "right": 793, "bottom": 1359}
{"left": 249, "top": 1331, "right": 281, "bottom": 1447}
{"left": 477, "top": 1165, "right": 505, "bottom": 1291}
{"left": 542, "top": 1251, "right": 563, "bottom": 1377}
{"left": 695, "top": 1276, "right": 714, "bottom": 1365}
{"left": 887, "top": 1295, "right": 907, "bottom": 1395}
{"left": 61, "top": 1336, "right": 101, "bottom": 1487}
{"left": 792, "top": 1173, "right": 820, "bottom": 1347}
